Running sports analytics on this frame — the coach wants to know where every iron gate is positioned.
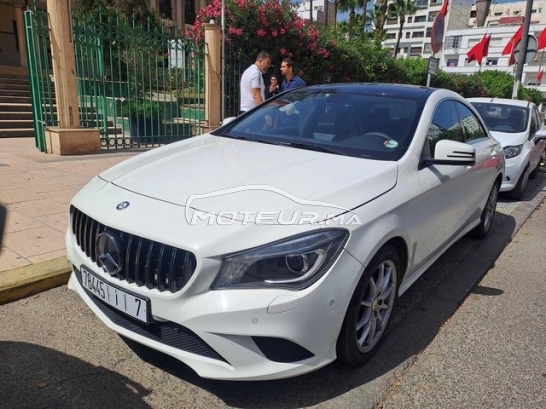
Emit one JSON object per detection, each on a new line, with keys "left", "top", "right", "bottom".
{"left": 24, "top": 7, "right": 205, "bottom": 151}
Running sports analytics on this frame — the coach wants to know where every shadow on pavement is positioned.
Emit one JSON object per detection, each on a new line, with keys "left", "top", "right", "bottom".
{"left": 0, "top": 341, "right": 152, "bottom": 408}
{"left": 122, "top": 212, "right": 518, "bottom": 408}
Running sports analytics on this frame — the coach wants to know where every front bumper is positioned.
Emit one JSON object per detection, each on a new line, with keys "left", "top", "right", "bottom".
{"left": 66, "top": 234, "right": 363, "bottom": 380}
{"left": 500, "top": 154, "right": 528, "bottom": 192}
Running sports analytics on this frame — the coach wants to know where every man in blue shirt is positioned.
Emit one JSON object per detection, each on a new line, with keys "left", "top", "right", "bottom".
{"left": 280, "top": 57, "right": 306, "bottom": 92}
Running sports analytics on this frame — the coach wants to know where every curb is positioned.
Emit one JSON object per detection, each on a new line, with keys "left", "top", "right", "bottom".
{"left": 0, "top": 257, "right": 71, "bottom": 305}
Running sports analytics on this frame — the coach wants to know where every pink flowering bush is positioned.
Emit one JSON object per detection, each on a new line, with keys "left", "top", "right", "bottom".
{"left": 187, "top": 0, "right": 332, "bottom": 82}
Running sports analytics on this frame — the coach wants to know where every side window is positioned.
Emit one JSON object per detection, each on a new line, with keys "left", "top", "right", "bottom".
{"left": 530, "top": 107, "right": 539, "bottom": 138}
{"left": 427, "top": 100, "right": 465, "bottom": 154}
{"left": 456, "top": 102, "right": 487, "bottom": 142}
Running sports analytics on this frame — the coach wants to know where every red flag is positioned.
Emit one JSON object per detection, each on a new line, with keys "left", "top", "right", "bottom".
{"left": 467, "top": 34, "right": 491, "bottom": 64}
{"left": 502, "top": 25, "right": 523, "bottom": 55}
{"left": 537, "top": 70, "right": 544, "bottom": 83}
{"left": 440, "top": 0, "right": 449, "bottom": 16}
{"left": 537, "top": 27, "right": 546, "bottom": 50}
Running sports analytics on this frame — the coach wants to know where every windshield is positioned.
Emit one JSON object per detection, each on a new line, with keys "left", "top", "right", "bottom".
{"left": 213, "top": 89, "right": 421, "bottom": 161}
{"left": 471, "top": 102, "right": 529, "bottom": 133}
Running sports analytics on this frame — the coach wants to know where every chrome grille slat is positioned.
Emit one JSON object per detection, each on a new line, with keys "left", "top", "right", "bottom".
{"left": 135, "top": 238, "right": 145, "bottom": 287}
{"left": 125, "top": 235, "right": 135, "bottom": 284}
{"left": 157, "top": 245, "right": 166, "bottom": 292}
{"left": 70, "top": 206, "right": 196, "bottom": 293}
{"left": 169, "top": 248, "right": 178, "bottom": 293}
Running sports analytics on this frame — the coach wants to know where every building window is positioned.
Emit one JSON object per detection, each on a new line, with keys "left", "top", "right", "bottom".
{"left": 494, "top": 11, "right": 502, "bottom": 16}
{"left": 159, "top": 0, "right": 173, "bottom": 19}
{"left": 387, "top": 18, "right": 398, "bottom": 25}
{"left": 487, "top": 21, "right": 499, "bottom": 27}
{"left": 428, "top": 11, "right": 438, "bottom": 22}
{"left": 426, "top": 27, "right": 432, "bottom": 37}
{"left": 424, "top": 43, "right": 432, "bottom": 53}
{"left": 185, "top": 0, "right": 196, "bottom": 25}
{"left": 415, "top": 0, "right": 428, "bottom": 8}
{"left": 408, "top": 17, "right": 413, "bottom": 23}
{"left": 406, "top": 32, "right": 411, "bottom": 38}
{"left": 486, "top": 58, "right": 498, "bottom": 66}
{"left": 386, "top": 33, "right": 396, "bottom": 39}
{"left": 410, "top": 46, "right": 423, "bottom": 55}
{"left": 414, "top": 15, "right": 426, "bottom": 22}
{"left": 445, "top": 35, "right": 461, "bottom": 49}
{"left": 446, "top": 58, "right": 458, "bottom": 67}
{"left": 470, "top": 10, "right": 476, "bottom": 17}
{"left": 413, "top": 31, "right": 424, "bottom": 38}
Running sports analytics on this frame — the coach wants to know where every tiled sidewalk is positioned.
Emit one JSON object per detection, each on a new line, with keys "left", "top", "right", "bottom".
{"left": 0, "top": 138, "right": 143, "bottom": 273}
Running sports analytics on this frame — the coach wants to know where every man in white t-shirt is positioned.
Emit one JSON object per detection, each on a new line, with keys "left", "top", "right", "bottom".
{"left": 239, "top": 51, "right": 272, "bottom": 115}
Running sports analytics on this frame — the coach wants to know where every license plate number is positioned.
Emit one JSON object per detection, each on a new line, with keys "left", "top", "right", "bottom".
{"left": 81, "top": 266, "right": 149, "bottom": 323}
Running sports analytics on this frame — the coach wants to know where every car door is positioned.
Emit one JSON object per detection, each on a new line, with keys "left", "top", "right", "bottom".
{"left": 528, "top": 105, "right": 545, "bottom": 170}
{"left": 411, "top": 99, "right": 490, "bottom": 273}
{"left": 456, "top": 101, "right": 501, "bottom": 201}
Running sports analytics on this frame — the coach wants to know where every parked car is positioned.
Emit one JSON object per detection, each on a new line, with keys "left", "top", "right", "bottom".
{"left": 468, "top": 97, "right": 546, "bottom": 200}
{"left": 66, "top": 84, "right": 504, "bottom": 381}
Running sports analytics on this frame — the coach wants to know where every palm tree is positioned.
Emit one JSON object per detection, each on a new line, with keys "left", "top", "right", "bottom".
{"left": 388, "top": 0, "right": 418, "bottom": 57}
{"left": 366, "top": 0, "right": 389, "bottom": 39}
{"left": 338, "top": 0, "right": 361, "bottom": 39}
{"left": 367, "top": 3, "right": 388, "bottom": 41}
{"left": 359, "top": 0, "right": 370, "bottom": 35}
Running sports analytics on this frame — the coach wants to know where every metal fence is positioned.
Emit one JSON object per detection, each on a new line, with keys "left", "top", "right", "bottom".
{"left": 223, "top": 44, "right": 253, "bottom": 118}
{"left": 25, "top": 7, "right": 206, "bottom": 151}
{"left": 72, "top": 8, "right": 205, "bottom": 149}
{"left": 24, "top": 9, "right": 55, "bottom": 153}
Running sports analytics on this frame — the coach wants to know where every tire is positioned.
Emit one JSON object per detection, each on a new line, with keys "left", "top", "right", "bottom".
{"left": 336, "top": 245, "right": 400, "bottom": 366}
{"left": 509, "top": 164, "right": 530, "bottom": 200}
{"left": 529, "top": 162, "right": 540, "bottom": 179}
{"left": 470, "top": 181, "right": 499, "bottom": 239}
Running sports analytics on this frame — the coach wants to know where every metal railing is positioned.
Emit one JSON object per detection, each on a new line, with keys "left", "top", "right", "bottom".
{"left": 72, "top": 8, "right": 205, "bottom": 149}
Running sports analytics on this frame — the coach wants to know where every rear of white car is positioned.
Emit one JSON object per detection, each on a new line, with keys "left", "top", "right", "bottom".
{"left": 469, "top": 98, "right": 546, "bottom": 199}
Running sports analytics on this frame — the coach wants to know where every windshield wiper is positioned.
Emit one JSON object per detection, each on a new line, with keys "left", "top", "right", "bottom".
{"left": 279, "top": 141, "right": 345, "bottom": 155}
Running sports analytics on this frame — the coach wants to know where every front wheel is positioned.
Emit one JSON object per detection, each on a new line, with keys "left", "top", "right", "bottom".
{"left": 337, "top": 245, "right": 399, "bottom": 366}
{"left": 509, "top": 164, "right": 530, "bottom": 200}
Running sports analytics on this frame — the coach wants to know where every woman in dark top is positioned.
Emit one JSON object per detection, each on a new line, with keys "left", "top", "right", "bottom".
{"left": 265, "top": 75, "right": 280, "bottom": 99}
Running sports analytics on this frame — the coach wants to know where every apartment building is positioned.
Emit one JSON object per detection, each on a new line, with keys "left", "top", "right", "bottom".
{"left": 383, "top": 0, "right": 546, "bottom": 91}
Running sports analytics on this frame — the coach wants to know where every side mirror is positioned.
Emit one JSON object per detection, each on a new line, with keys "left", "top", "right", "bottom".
{"left": 533, "top": 129, "right": 546, "bottom": 142}
{"left": 422, "top": 139, "right": 476, "bottom": 167}
{"left": 221, "top": 117, "right": 237, "bottom": 125}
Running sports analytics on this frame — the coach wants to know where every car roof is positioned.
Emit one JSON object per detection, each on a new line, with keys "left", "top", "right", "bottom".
{"left": 467, "top": 97, "right": 533, "bottom": 108}
{"left": 302, "top": 83, "right": 447, "bottom": 99}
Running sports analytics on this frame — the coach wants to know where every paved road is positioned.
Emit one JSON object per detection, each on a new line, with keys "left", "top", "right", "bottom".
{"left": 0, "top": 173, "right": 545, "bottom": 409}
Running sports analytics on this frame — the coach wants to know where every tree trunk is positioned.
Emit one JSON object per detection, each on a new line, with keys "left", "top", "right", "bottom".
{"left": 394, "top": 20, "right": 404, "bottom": 58}
{"left": 361, "top": 0, "right": 368, "bottom": 34}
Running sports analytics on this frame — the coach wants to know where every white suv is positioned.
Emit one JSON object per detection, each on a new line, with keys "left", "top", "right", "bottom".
{"left": 469, "top": 98, "right": 546, "bottom": 199}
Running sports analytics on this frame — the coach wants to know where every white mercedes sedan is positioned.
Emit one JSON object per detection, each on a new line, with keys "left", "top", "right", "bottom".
{"left": 66, "top": 84, "right": 504, "bottom": 380}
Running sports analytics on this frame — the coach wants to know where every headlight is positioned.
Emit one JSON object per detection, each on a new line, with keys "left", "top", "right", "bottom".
{"left": 503, "top": 145, "right": 523, "bottom": 159}
{"left": 212, "top": 229, "right": 349, "bottom": 290}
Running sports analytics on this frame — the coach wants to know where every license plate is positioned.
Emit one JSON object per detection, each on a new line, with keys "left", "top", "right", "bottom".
{"left": 80, "top": 266, "right": 149, "bottom": 323}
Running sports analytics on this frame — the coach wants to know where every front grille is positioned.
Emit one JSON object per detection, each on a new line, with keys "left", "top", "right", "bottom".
{"left": 71, "top": 205, "right": 197, "bottom": 293}
{"left": 74, "top": 268, "right": 228, "bottom": 363}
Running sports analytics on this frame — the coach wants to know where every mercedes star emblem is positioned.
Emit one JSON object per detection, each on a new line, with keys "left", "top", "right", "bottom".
{"left": 96, "top": 231, "right": 124, "bottom": 275}
{"left": 116, "top": 201, "right": 130, "bottom": 210}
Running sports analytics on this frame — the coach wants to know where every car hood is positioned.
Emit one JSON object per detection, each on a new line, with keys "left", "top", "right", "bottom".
{"left": 99, "top": 134, "right": 398, "bottom": 221}
{"left": 489, "top": 130, "right": 528, "bottom": 147}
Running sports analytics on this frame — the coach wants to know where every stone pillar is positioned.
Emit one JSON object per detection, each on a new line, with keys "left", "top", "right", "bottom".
{"left": 45, "top": 0, "right": 100, "bottom": 154}
{"left": 14, "top": 5, "right": 27, "bottom": 69}
{"left": 203, "top": 23, "right": 221, "bottom": 130}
